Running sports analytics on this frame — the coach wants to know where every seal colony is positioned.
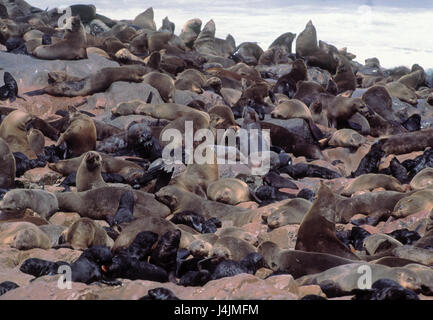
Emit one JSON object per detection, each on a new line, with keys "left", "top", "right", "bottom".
{"left": 0, "top": 1, "right": 433, "bottom": 300}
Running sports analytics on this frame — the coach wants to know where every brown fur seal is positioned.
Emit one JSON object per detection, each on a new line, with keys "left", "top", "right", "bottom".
{"left": 295, "top": 183, "right": 360, "bottom": 260}
{"left": 270, "top": 99, "right": 323, "bottom": 139}
{"left": 113, "top": 101, "right": 208, "bottom": 121}
{"left": 210, "top": 236, "right": 256, "bottom": 261}
{"left": 258, "top": 241, "right": 356, "bottom": 278}
{"left": 48, "top": 153, "right": 144, "bottom": 183}
{"left": 206, "top": 178, "right": 251, "bottom": 205}
{"left": 0, "top": 189, "right": 59, "bottom": 219}
{"left": 208, "top": 105, "right": 238, "bottom": 131}
{"left": 334, "top": 55, "right": 357, "bottom": 93}
{"left": 112, "top": 216, "right": 176, "bottom": 252}
{"left": 33, "top": 16, "right": 87, "bottom": 60}
{"left": 27, "top": 128, "right": 45, "bottom": 157}
{"left": 266, "top": 198, "right": 312, "bottom": 228}
{"left": 159, "top": 111, "right": 210, "bottom": 148}
{"left": 341, "top": 174, "right": 406, "bottom": 196}
{"left": 414, "top": 208, "right": 433, "bottom": 249}
{"left": 142, "top": 72, "right": 175, "bottom": 102}
{"left": 328, "top": 129, "right": 366, "bottom": 148}
{"left": 0, "top": 137, "right": 15, "bottom": 188}
{"left": 63, "top": 217, "right": 113, "bottom": 250}
{"left": 398, "top": 69, "right": 425, "bottom": 90}
{"left": 175, "top": 69, "right": 206, "bottom": 93}
{"left": 393, "top": 190, "right": 433, "bottom": 218}
{"left": 295, "top": 20, "right": 318, "bottom": 57}
{"left": 379, "top": 129, "right": 433, "bottom": 155}
{"left": 133, "top": 7, "right": 156, "bottom": 30}
{"left": 155, "top": 185, "right": 248, "bottom": 220}
{"left": 55, "top": 106, "right": 96, "bottom": 157}
{"left": 76, "top": 151, "right": 107, "bottom": 192}
{"left": 216, "top": 227, "right": 257, "bottom": 246}
{"left": 56, "top": 186, "right": 170, "bottom": 220}
{"left": 310, "top": 94, "right": 370, "bottom": 129}
{"left": 180, "top": 18, "right": 202, "bottom": 47}
{"left": 336, "top": 190, "right": 410, "bottom": 224}
{"left": 0, "top": 110, "right": 36, "bottom": 159}
{"left": 292, "top": 80, "right": 325, "bottom": 107}
{"left": 385, "top": 82, "right": 418, "bottom": 105}
{"left": 170, "top": 159, "right": 219, "bottom": 198}
{"left": 362, "top": 85, "right": 403, "bottom": 125}
{"left": 0, "top": 221, "right": 51, "bottom": 250}
{"left": 410, "top": 168, "right": 433, "bottom": 190}
{"left": 37, "top": 66, "right": 147, "bottom": 97}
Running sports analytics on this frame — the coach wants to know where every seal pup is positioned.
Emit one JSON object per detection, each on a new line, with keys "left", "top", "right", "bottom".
{"left": 295, "top": 183, "right": 360, "bottom": 260}
{"left": 76, "top": 151, "right": 107, "bottom": 192}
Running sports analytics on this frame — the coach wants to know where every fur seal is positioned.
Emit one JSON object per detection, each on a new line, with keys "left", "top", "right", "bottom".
{"left": 133, "top": 7, "right": 156, "bottom": 30}
{"left": 155, "top": 185, "right": 248, "bottom": 221}
{"left": 328, "top": 129, "right": 365, "bottom": 148}
{"left": 142, "top": 72, "right": 175, "bottom": 103}
{"left": 63, "top": 217, "right": 114, "bottom": 250}
{"left": 76, "top": 151, "right": 107, "bottom": 192}
{"left": 210, "top": 236, "right": 256, "bottom": 262}
{"left": 206, "top": 178, "right": 251, "bottom": 205}
{"left": 208, "top": 105, "right": 239, "bottom": 132}
{"left": 0, "top": 189, "right": 58, "bottom": 219}
{"left": 414, "top": 209, "right": 433, "bottom": 249}
{"left": 55, "top": 106, "right": 97, "bottom": 157}
{"left": 296, "top": 20, "right": 318, "bottom": 57}
{"left": 258, "top": 241, "right": 356, "bottom": 278}
{"left": 0, "top": 110, "right": 36, "bottom": 159}
{"left": 410, "top": 168, "right": 433, "bottom": 190}
{"left": 33, "top": 16, "right": 87, "bottom": 60}
{"left": 385, "top": 82, "right": 417, "bottom": 105}
{"left": 0, "top": 221, "right": 51, "bottom": 250}
{"left": 56, "top": 186, "right": 170, "bottom": 220}
{"left": 29, "top": 66, "right": 147, "bottom": 97}
{"left": 266, "top": 198, "right": 312, "bottom": 228}
{"left": 334, "top": 55, "right": 357, "bottom": 93}
{"left": 270, "top": 99, "right": 323, "bottom": 139}
{"left": 48, "top": 153, "right": 144, "bottom": 183}
{"left": 111, "top": 216, "right": 177, "bottom": 252}
{"left": 175, "top": 68, "right": 206, "bottom": 93}
{"left": 295, "top": 183, "right": 360, "bottom": 260}
{"left": 27, "top": 128, "right": 45, "bottom": 157}
{"left": 392, "top": 190, "right": 433, "bottom": 218}
{"left": 0, "top": 137, "right": 15, "bottom": 188}
{"left": 379, "top": 129, "right": 433, "bottom": 156}
{"left": 341, "top": 174, "right": 406, "bottom": 196}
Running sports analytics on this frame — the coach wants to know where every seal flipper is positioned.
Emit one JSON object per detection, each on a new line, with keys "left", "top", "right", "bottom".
{"left": 146, "top": 91, "right": 153, "bottom": 103}
{"left": 24, "top": 89, "right": 47, "bottom": 96}
{"left": 307, "top": 118, "right": 324, "bottom": 140}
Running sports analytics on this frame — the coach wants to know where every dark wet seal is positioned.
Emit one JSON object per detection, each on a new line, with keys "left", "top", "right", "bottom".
{"left": 20, "top": 258, "right": 70, "bottom": 278}
{"left": 211, "top": 252, "right": 264, "bottom": 281}
{"left": 170, "top": 211, "right": 219, "bottom": 234}
{"left": 402, "top": 148, "right": 433, "bottom": 180}
{"left": 108, "top": 190, "right": 135, "bottom": 227}
{"left": 0, "top": 281, "right": 19, "bottom": 296}
{"left": 379, "top": 157, "right": 409, "bottom": 184}
{"left": 138, "top": 288, "right": 180, "bottom": 300}
{"left": 13, "top": 152, "right": 46, "bottom": 177}
{"left": 1, "top": 72, "right": 26, "bottom": 102}
{"left": 297, "top": 188, "right": 315, "bottom": 202}
{"left": 280, "top": 163, "right": 341, "bottom": 180}
{"left": 402, "top": 114, "right": 421, "bottom": 132}
{"left": 387, "top": 228, "right": 420, "bottom": 245}
{"left": 351, "top": 279, "right": 419, "bottom": 300}
{"left": 179, "top": 270, "right": 212, "bottom": 287}
{"left": 149, "top": 230, "right": 181, "bottom": 280}
{"left": 351, "top": 141, "right": 384, "bottom": 178}
{"left": 255, "top": 185, "right": 295, "bottom": 205}
{"left": 263, "top": 171, "right": 298, "bottom": 189}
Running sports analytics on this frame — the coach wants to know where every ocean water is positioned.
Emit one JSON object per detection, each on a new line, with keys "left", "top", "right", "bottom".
{"left": 28, "top": 0, "right": 433, "bottom": 69}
